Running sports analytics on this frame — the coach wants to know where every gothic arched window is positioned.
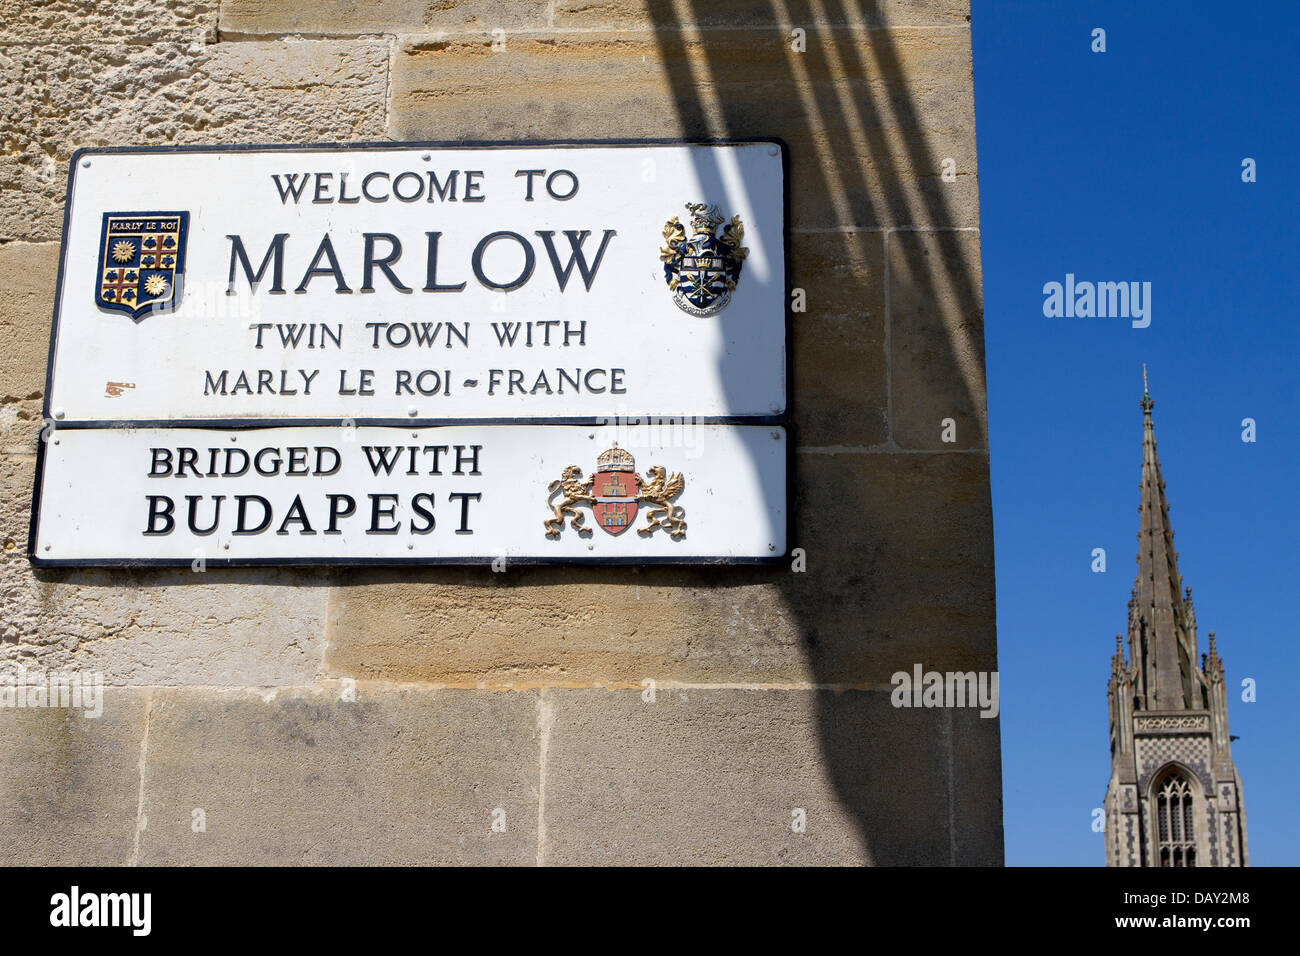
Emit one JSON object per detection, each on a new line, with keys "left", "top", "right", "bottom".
{"left": 1156, "top": 773, "right": 1197, "bottom": 867}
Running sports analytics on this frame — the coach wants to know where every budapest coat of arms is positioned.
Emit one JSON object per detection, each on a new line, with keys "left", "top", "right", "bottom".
{"left": 544, "top": 444, "right": 686, "bottom": 540}
{"left": 660, "top": 202, "right": 748, "bottom": 316}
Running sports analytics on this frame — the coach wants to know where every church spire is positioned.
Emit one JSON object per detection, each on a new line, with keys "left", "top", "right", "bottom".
{"left": 1106, "top": 380, "right": 1248, "bottom": 867}
{"left": 1129, "top": 376, "right": 1201, "bottom": 710}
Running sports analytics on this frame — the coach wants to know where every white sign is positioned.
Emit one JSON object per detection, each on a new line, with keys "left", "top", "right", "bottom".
{"left": 31, "top": 424, "right": 787, "bottom": 564}
{"left": 47, "top": 142, "right": 787, "bottom": 424}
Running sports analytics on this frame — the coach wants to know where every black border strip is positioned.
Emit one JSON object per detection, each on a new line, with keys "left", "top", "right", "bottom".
{"left": 29, "top": 556, "right": 784, "bottom": 569}
{"left": 46, "top": 415, "right": 785, "bottom": 430}
{"left": 30, "top": 137, "right": 793, "bottom": 568}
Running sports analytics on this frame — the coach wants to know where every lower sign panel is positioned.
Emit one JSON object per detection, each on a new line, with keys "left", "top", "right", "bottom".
{"left": 31, "top": 424, "right": 786, "bottom": 564}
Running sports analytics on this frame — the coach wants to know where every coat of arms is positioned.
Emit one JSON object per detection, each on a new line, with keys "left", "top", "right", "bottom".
{"left": 660, "top": 202, "right": 748, "bottom": 316}
{"left": 545, "top": 444, "right": 686, "bottom": 540}
{"left": 96, "top": 212, "right": 189, "bottom": 320}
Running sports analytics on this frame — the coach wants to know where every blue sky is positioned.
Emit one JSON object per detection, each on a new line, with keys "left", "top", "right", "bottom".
{"left": 972, "top": 0, "right": 1299, "bottom": 865}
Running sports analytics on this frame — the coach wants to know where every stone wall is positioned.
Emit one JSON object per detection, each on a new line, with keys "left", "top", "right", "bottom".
{"left": 0, "top": 0, "right": 999, "bottom": 865}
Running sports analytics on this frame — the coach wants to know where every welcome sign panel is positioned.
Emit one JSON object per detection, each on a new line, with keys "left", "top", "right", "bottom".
{"left": 46, "top": 142, "right": 787, "bottom": 424}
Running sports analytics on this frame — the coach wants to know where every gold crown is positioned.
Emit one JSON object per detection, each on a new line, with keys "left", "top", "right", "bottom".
{"left": 596, "top": 443, "right": 636, "bottom": 472}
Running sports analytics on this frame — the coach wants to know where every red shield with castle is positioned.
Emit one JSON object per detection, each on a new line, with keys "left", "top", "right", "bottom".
{"left": 591, "top": 445, "right": 639, "bottom": 535}
{"left": 544, "top": 442, "right": 687, "bottom": 541}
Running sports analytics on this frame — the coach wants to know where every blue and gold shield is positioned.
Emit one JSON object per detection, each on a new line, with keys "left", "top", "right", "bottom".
{"left": 660, "top": 202, "right": 748, "bottom": 317}
{"left": 96, "top": 211, "right": 189, "bottom": 320}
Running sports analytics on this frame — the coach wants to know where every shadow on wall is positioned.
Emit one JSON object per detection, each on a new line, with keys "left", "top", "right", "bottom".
{"left": 642, "top": 0, "right": 996, "bottom": 864}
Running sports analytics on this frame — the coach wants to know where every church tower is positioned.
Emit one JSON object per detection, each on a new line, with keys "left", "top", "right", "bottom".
{"left": 1104, "top": 384, "right": 1248, "bottom": 867}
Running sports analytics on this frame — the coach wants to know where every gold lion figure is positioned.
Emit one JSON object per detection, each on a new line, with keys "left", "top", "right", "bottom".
{"left": 544, "top": 465, "right": 594, "bottom": 538}
{"left": 660, "top": 216, "right": 687, "bottom": 290}
{"left": 637, "top": 465, "right": 686, "bottom": 539}
{"left": 719, "top": 215, "right": 748, "bottom": 290}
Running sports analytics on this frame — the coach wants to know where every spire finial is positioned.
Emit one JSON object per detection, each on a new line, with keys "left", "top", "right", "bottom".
{"left": 1140, "top": 364, "right": 1154, "bottom": 413}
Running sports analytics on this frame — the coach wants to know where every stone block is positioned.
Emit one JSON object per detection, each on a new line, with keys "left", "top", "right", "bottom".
{"left": 791, "top": 230, "right": 887, "bottom": 446}
{"left": 0, "top": 0, "right": 217, "bottom": 46}
{"left": 0, "top": 686, "right": 148, "bottom": 865}
{"left": 888, "top": 228, "right": 986, "bottom": 449}
{"left": 0, "top": 243, "right": 58, "bottom": 455}
{"left": 325, "top": 563, "right": 796, "bottom": 685}
{"left": 950, "top": 703, "right": 1004, "bottom": 864}
{"left": 785, "top": 449, "right": 996, "bottom": 680}
{"left": 542, "top": 687, "right": 954, "bottom": 864}
{"left": 137, "top": 686, "right": 539, "bottom": 864}
{"left": 388, "top": 28, "right": 975, "bottom": 136}
{"left": 387, "top": 29, "right": 978, "bottom": 229}
{"left": 220, "top": 0, "right": 549, "bottom": 37}
{"left": 554, "top": 0, "right": 970, "bottom": 31}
